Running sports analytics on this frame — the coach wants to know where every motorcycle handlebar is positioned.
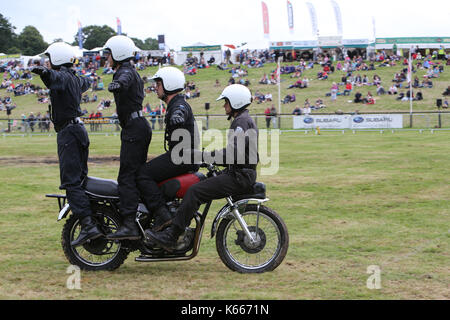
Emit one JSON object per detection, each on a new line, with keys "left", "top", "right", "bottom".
{"left": 200, "top": 162, "right": 220, "bottom": 176}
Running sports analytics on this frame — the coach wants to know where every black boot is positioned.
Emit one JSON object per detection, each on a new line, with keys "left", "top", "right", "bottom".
{"left": 106, "top": 216, "right": 141, "bottom": 240}
{"left": 152, "top": 206, "right": 172, "bottom": 232}
{"left": 71, "top": 216, "right": 104, "bottom": 247}
{"left": 145, "top": 224, "right": 184, "bottom": 251}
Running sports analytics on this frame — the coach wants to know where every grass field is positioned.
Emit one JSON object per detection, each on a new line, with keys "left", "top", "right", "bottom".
{"left": 0, "top": 130, "right": 448, "bottom": 300}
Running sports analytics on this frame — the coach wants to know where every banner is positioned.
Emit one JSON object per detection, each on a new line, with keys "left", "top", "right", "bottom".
{"left": 293, "top": 114, "right": 403, "bottom": 129}
{"left": 287, "top": 1, "right": 294, "bottom": 34}
{"left": 330, "top": 0, "right": 343, "bottom": 36}
{"left": 116, "top": 17, "right": 122, "bottom": 35}
{"left": 305, "top": 2, "right": 318, "bottom": 37}
{"left": 261, "top": 1, "right": 270, "bottom": 38}
{"left": 372, "top": 16, "right": 376, "bottom": 41}
{"left": 77, "top": 20, "right": 83, "bottom": 49}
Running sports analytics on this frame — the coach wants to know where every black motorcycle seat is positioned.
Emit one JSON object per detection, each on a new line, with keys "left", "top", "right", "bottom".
{"left": 231, "top": 182, "right": 266, "bottom": 201}
{"left": 83, "top": 176, "right": 119, "bottom": 198}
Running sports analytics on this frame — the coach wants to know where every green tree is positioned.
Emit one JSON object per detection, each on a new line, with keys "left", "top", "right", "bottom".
{"left": 143, "top": 37, "right": 159, "bottom": 50}
{"left": 130, "top": 37, "right": 159, "bottom": 50}
{"left": 0, "top": 13, "right": 17, "bottom": 53}
{"left": 17, "top": 26, "right": 48, "bottom": 55}
{"left": 74, "top": 25, "right": 116, "bottom": 50}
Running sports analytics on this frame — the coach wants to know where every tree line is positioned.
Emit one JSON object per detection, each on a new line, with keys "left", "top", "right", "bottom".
{"left": 0, "top": 13, "right": 158, "bottom": 56}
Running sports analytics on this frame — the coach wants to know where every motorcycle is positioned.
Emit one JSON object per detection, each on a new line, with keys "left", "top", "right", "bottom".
{"left": 46, "top": 163, "right": 289, "bottom": 273}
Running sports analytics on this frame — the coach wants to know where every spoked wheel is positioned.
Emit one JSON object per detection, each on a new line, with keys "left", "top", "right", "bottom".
{"left": 61, "top": 208, "right": 129, "bottom": 271}
{"left": 216, "top": 204, "right": 289, "bottom": 273}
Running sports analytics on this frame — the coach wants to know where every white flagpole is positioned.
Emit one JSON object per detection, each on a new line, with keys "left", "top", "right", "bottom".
{"left": 409, "top": 46, "right": 413, "bottom": 126}
{"left": 277, "top": 57, "right": 282, "bottom": 115}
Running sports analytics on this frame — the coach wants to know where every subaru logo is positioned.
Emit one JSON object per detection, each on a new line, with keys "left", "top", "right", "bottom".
{"left": 304, "top": 117, "right": 314, "bottom": 124}
{"left": 353, "top": 116, "right": 364, "bottom": 123}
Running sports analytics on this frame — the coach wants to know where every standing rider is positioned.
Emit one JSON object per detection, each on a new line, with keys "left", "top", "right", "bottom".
{"left": 31, "top": 42, "right": 103, "bottom": 247}
{"left": 103, "top": 35, "right": 152, "bottom": 240}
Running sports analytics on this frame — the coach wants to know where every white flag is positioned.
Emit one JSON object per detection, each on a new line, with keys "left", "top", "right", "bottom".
{"left": 330, "top": 0, "right": 343, "bottom": 35}
{"left": 306, "top": 2, "right": 318, "bottom": 37}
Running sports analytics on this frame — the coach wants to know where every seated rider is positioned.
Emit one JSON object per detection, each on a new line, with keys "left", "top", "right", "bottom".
{"left": 145, "top": 84, "right": 259, "bottom": 250}
{"left": 136, "top": 67, "right": 199, "bottom": 235}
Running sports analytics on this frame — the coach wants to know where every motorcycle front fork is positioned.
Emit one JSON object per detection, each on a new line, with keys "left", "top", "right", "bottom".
{"left": 226, "top": 197, "right": 258, "bottom": 244}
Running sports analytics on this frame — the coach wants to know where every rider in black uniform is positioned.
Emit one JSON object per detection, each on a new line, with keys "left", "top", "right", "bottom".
{"left": 102, "top": 36, "right": 152, "bottom": 240}
{"left": 31, "top": 42, "right": 103, "bottom": 247}
{"left": 146, "top": 84, "right": 259, "bottom": 249}
{"left": 136, "top": 67, "right": 199, "bottom": 232}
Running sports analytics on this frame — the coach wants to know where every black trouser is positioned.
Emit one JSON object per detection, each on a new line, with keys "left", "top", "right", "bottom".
{"left": 136, "top": 151, "right": 198, "bottom": 213}
{"left": 118, "top": 117, "right": 152, "bottom": 217}
{"left": 172, "top": 168, "right": 256, "bottom": 230}
{"left": 57, "top": 123, "right": 91, "bottom": 220}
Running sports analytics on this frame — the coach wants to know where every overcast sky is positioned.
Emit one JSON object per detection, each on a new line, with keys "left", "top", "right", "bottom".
{"left": 2, "top": 0, "right": 450, "bottom": 50}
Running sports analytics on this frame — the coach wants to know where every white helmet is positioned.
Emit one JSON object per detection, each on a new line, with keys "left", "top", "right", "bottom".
{"left": 216, "top": 84, "right": 252, "bottom": 110}
{"left": 42, "top": 42, "right": 76, "bottom": 66}
{"left": 150, "top": 67, "right": 185, "bottom": 93}
{"left": 103, "top": 35, "right": 137, "bottom": 62}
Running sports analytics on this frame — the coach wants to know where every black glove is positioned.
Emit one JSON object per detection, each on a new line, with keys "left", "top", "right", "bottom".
{"left": 170, "top": 110, "right": 185, "bottom": 126}
{"left": 31, "top": 66, "right": 49, "bottom": 77}
{"left": 108, "top": 81, "right": 121, "bottom": 93}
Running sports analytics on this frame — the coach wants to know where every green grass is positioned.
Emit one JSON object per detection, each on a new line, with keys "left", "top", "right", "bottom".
{"left": 0, "top": 131, "right": 448, "bottom": 299}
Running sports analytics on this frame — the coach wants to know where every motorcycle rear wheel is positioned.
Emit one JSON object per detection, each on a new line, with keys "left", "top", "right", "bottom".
{"left": 216, "top": 204, "right": 289, "bottom": 273}
{"left": 61, "top": 208, "right": 129, "bottom": 271}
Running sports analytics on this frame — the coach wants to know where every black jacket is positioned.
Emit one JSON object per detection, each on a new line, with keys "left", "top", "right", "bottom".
{"left": 40, "top": 66, "right": 91, "bottom": 130}
{"left": 164, "top": 94, "right": 197, "bottom": 152}
{"left": 111, "top": 62, "right": 144, "bottom": 127}
{"left": 206, "top": 109, "right": 259, "bottom": 169}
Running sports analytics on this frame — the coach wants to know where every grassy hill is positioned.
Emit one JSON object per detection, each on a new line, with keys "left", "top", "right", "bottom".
{"left": 2, "top": 58, "right": 449, "bottom": 121}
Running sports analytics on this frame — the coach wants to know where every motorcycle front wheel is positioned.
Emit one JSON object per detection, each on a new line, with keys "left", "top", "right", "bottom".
{"left": 61, "top": 207, "right": 129, "bottom": 271}
{"left": 216, "top": 204, "right": 289, "bottom": 273}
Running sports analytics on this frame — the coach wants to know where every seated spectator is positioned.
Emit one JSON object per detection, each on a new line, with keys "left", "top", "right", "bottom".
{"left": 354, "top": 92, "right": 363, "bottom": 103}
{"left": 414, "top": 91, "right": 423, "bottom": 101}
{"left": 303, "top": 99, "right": 311, "bottom": 114}
{"left": 192, "top": 88, "right": 201, "bottom": 98}
{"left": 373, "top": 74, "right": 381, "bottom": 86}
{"left": 376, "top": 84, "right": 386, "bottom": 95}
{"left": 362, "top": 75, "right": 370, "bottom": 86}
{"left": 82, "top": 94, "right": 90, "bottom": 103}
{"left": 365, "top": 92, "right": 375, "bottom": 104}
{"left": 292, "top": 106, "right": 302, "bottom": 115}
{"left": 282, "top": 94, "right": 295, "bottom": 104}
{"left": 288, "top": 78, "right": 305, "bottom": 89}
{"left": 423, "top": 77, "right": 433, "bottom": 88}
{"left": 217, "top": 63, "right": 229, "bottom": 70}
{"left": 259, "top": 73, "right": 270, "bottom": 84}
{"left": 442, "top": 86, "right": 450, "bottom": 96}
{"left": 443, "top": 98, "right": 449, "bottom": 108}
{"left": 388, "top": 84, "right": 398, "bottom": 95}
{"left": 93, "top": 78, "right": 104, "bottom": 91}
{"left": 314, "top": 98, "right": 326, "bottom": 109}
{"left": 317, "top": 71, "right": 328, "bottom": 80}
{"left": 343, "top": 81, "right": 353, "bottom": 96}
{"left": 185, "top": 88, "right": 192, "bottom": 99}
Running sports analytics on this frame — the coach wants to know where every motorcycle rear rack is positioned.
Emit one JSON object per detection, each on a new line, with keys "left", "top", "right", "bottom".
{"left": 46, "top": 194, "right": 67, "bottom": 211}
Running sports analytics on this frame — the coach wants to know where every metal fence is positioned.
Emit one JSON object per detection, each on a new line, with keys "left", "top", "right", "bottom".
{"left": 1, "top": 111, "right": 449, "bottom": 135}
